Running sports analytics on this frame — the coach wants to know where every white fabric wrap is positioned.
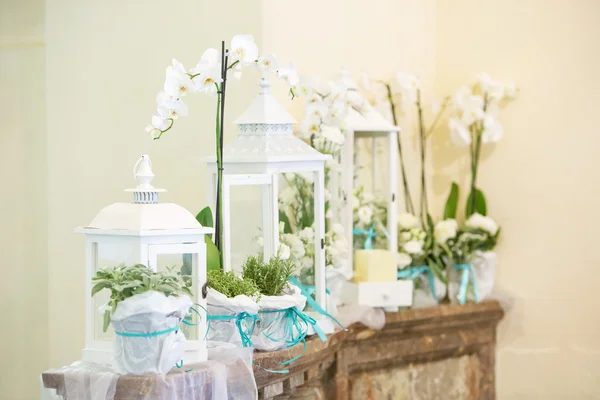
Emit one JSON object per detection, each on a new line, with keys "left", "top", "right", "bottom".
{"left": 205, "top": 288, "right": 259, "bottom": 347}
{"left": 110, "top": 291, "right": 192, "bottom": 375}
{"left": 253, "top": 285, "right": 307, "bottom": 351}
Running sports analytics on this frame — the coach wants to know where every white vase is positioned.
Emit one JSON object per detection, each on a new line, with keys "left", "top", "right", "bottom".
{"left": 448, "top": 251, "right": 497, "bottom": 304}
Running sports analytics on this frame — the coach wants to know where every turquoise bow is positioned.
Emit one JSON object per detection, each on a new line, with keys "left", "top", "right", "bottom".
{"left": 207, "top": 311, "right": 258, "bottom": 347}
{"left": 452, "top": 264, "right": 480, "bottom": 305}
{"left": 397, "top": 266, "right": 438, "bottom": 304}
{"left": 288, "top": 277, "right": 345, "bottom": 330}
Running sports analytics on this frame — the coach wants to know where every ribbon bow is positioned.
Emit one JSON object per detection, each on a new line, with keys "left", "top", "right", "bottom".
{"left": 207, "top": 311, "right": 258, "bottom": 348}
{"left": 397, "top": 266, "right": 438, "bottom": 304}
{"left": 452, "top": 264, "right": 480, "bottom": 305}
{"left": 289, "top": 277, "right": 345, "bottom": 330}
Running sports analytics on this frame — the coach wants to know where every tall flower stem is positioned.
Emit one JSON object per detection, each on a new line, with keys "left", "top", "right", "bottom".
{"left": 416, "top": 89, "right": 428, "bottom": 221}
{"left": 384, "top": 83, "right": 415, "bottom": 215}
{"left": 468, "top": 97, "right": 487, "bottom": 214}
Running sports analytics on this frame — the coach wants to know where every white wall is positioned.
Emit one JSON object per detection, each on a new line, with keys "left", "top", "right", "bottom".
{"left": 0, "top": 0, "right": 47, "bottom": 398}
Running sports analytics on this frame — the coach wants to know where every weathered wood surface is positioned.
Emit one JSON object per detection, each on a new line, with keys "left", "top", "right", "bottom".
{"left": 43, "top": 301, "right": 503, "bottom": 399}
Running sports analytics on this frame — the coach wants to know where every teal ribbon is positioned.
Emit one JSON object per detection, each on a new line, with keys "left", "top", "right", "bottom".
{"left": 289, "top": 277, "right": 345, "bottom": 330}
{"left": 254, "top": 306, "right": 326, "bottom": 373}
{"left": 353, "top": 223, "right": 390, "bottom": 249}
{"left": 114, "top": 325, "right": 179, "bottom": 338}
{"left": 207, "top": 311, "right": 258, "bottom": 347}
{"left": 397, "top": 265, "right": 438, "bottom": 304}
{"left": 452, "top": 264, "right": 480, "bottom": 305}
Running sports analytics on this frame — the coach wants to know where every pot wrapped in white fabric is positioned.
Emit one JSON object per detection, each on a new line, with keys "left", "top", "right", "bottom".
{"left": 206, "top": 288, "right": 259, "bottom": 347}
{"left": 253, "top": 284, "right": 307, "bottom": 351}
{"left": 449, "top": 251, "right": 497, "bottom": 304}
{"left": 110, "top": 290, "right": 192, "bottom": 375}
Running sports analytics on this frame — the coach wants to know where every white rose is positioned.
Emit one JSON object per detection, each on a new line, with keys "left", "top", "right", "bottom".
{"left": 403, "top": 240, "right": 424, "bottom": 255}
{"left": 398, "top": 213, "right": 420, "bottom": 229}
{"left": 332, "top": 223, "right": 345, "bottom": 236}
{"left": 466, "top": 213, "right": 499, "bottom": 235}
{"left": 434, "top": 219, "right": 458, "bottom": 244}
{"left": 400, "top": 232, "right": 411, "bottom": 241}
{"left": 397, "top": 252, "right": 412, "bottom": 269}
{"left": 326, "top": 208, "right": 334, "bottom": 219}
{"left": 357, "top": 206, "right": 373, "bottom": 225}
{"left": 299, "top": 227, "right": 314, "bottom": 240}
{"left": 291, "top": 242, "right": 306, "bottom": 259}
{"left": 278, "top": 243, "right": 291, "bottom": 260}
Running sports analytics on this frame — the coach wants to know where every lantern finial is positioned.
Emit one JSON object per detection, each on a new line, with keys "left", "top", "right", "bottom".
{"left": 128, "top": 155, "right": 165, "bottom": 204}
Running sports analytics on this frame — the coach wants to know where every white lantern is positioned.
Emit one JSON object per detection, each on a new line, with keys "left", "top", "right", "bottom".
{"left": 76, "top": 155, "right": 212, "bottom": 365}
{"left": 337, "top": 69, "right": 400, "bottom": 272}
{"left": 204, "top": 77, "right": 331, "bottom": 317}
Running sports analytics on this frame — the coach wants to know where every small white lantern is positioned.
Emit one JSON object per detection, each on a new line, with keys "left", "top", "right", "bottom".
{"left": 76, "top": 155, "right": 212, "bottom": 365}
{"left": 204, "top": 77, "right": 331, "bottom": 314}
{"left": 338, "top": 69, "right": 400, "bottom": 273}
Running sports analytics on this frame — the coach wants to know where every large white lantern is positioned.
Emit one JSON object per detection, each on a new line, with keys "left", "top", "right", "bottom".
{"left": 76, "top": 155, "right": 212, "bottom": 365}
{"left": 204, "top": 77, "right": 332, "bottom": 315}
{"left": 338, "top": 69, "right": 400, "bottom": 274}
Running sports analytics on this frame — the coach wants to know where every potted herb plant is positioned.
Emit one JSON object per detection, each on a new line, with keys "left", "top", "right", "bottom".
{"left": 91, "top": 264, "right": 193, "bottom": 375}
{"left": 241, "top": 256, "right": 313, "bottom": 352}
{"left": 205, "top": 270, "right": 260, "bottom": 347}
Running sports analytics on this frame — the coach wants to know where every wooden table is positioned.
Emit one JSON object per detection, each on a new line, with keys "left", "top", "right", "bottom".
{"left": 43, "top": 301, "right": 504, "bottom": 399}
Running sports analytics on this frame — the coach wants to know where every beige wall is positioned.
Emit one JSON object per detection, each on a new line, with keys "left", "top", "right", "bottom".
{"left": 2, "top": 0, "right": 599, "bottom": 398}
{"left": 434, "top": 1, "right": 600, "bottom": 398}
{"left": 0, "top": 0, "right": 47, "bottom": 399}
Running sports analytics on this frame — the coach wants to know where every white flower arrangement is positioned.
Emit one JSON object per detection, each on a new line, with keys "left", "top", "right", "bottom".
{"left": 352, "top": 186, "right": 388, "bottom": 249}
{"left": 436, "top": 214, "right": 500, "bottom": 264}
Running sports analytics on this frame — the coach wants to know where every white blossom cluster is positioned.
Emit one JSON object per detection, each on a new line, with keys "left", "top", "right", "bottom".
{"left": 145, "top": 34, "right": 299, "bottom": 139}
{"left": 448, "top": 73, "right": 518, "bottom": 147}
{"left": 397, "top": 213, "right": 428, "bottom": 268}
{"left": 434, "top": 214, "right": 499, "bottom": 264}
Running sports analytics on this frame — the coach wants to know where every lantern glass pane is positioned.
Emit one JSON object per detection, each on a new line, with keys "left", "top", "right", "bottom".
{"left": 155, "top": 252, "right": 200, "bottom": 340}
{"left": 353, "top": 137, "right": 389, "bottom": 250}
{"left": 229, "top": 184, "right": 264, "bottom": 274}
{"left": 94, "top": 242, "right": 137, "bottom": 341}
{"left": 279, "top": 172, "right": 318, "bottom": 308}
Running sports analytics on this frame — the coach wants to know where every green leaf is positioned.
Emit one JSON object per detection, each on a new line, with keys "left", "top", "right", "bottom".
{"left": 426, "top": 213, "right": 435, "bottom": 232}
{"left": 196, "top": 206, "right": 214, "bottom": 228}
{"left": 206, "top": 235, "right": 222, "bottom": 272}
{"left": 465, "top": 188, "right": 487, "bottom": 217}
{"left": 91, "top": 280, "right": 111, "bottom": 297}
{"left": 103, "top": 309, "right": 111, "bottom": 333}
{"left": 443, "top": 182, "right": 459, "bottom": 220}
{"left": 278, "top": 210, "right": 292, "bottom": 234}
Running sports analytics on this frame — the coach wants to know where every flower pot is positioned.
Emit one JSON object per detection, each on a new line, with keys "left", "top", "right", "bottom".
{"left": 412, "top": 274, "right": 447, "bottom": 308}
{"left": 448, "top": 251, "right": 497, "bottom": 304}
{"left": 253, "top": 285, "right": 307, "bottom": 352}
{"left": 205, "top": 288, "right": 259, "bottom": 347}
{"left": 110, "top": 291, "right": 192, "bottom": 375}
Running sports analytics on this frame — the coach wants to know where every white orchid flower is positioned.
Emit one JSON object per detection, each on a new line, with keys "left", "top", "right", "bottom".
{"left": 323, "top": 101, "right": 347, "bottom": 126}
{"left": 306, "top": 101, "right": 328, "bottom": 123}
{"left": 477, "top": 72, "right": 504, "bottom": 100}
{"left": 396, "top": 72, "right": 419, "bottom": 103}
{"left": 230, "top": 35, "right": 258, "bottom": 66}
{"left": 145, "top": 113, "right": 170, "bottom": 138}
{"left": 163, "top": 59, "right": 195, "bottom": 98}
{"left": 190, "top": 48, "right": 223, "bottom": 95}
{"left": 449, "top": 118, "right": 472, "bottom": 147}
{"left": 278, "top": 63, "right": 300, "bottom": 87}
{"left": 451, "top": 86, "right": 472, "bottom": 111}
{"left": 156, "top": 91, "right": 188, "bottom": 120}
{"left": 256, "top": 54, "right": 278, "bottom": 73}
{"left": 297, "top": 117, "right": 321, "bottom": 139}
{"left": 481, "top": 115, "right": 504, "bottom": 143}
{"left": 460, "top": 94, "right": 485, "bottom": 126}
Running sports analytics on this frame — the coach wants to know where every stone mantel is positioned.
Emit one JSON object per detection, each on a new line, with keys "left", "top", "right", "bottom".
{"left": 42, "top": 301, "right": 504, "bottom": 399}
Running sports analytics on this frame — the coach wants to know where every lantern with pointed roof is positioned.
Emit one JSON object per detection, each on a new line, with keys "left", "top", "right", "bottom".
{"left": 204, "top": 76, "right": 331, "bottom": 315}
{"left": 337, "top": 68, "right": 400, "bottom": 275}
{"left": 76, "top": 155, "right": 212, "bottom": 365}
